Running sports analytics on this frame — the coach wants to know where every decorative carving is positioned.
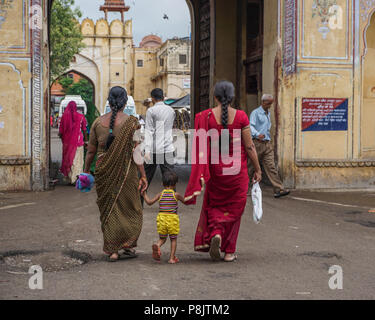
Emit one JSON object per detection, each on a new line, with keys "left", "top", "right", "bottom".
{"left": 110, "top": 19, "right": 123, "bottom": 36}
{"left": 31, "top": 0, "right": 43, "bottom": 190}
{"left": 0, "top": 0, "right": 14, "bottom": 29}
{"left": 296, "top": 160, "right": 375, "bottom": 167}
{"left": 283, "top": 0, "right": 297, "bottom": 76}
{"left": 360, "top": 0, "right": 375, "bottom": 22}
{"left": 312, "top": 0, "right": 338, "bottom": 39}
{"left": 0, "top": 157, "right": 30, "bottom": 165}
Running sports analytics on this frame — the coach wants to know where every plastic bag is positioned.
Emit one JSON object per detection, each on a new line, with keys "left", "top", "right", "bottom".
{"left": 251, "top": 182, "right": 263, "bottom": 224}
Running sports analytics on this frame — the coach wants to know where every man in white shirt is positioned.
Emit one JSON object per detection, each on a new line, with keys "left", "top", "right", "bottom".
{"left": 142, "top": 88, "right": 176, "bottom": 203}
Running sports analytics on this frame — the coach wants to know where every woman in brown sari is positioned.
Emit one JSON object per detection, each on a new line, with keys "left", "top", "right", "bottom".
{"left": 84, "top": 87, "right": 148, "bottom": 262}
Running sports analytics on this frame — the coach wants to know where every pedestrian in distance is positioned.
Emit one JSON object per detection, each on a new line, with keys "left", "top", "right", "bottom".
{"left": 59, "top": 101, "right": 88, "bottom": 185}
{"left": 142, "top": 88, "right": 176, "bottom": 206}
{"left": 248, "top": 94, "right": 290, "bottom": 198}
{"left": 142, "top": 171, "right": 186, "bottom": 264}
{"left": 84, "top": 86, "right": 148, "bottom": 262}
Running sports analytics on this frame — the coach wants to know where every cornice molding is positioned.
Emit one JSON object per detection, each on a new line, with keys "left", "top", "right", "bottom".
{"left": 296, "top": 160, "right": 375, "bottom": 168}
{"left": 0, "top": 157, "right": 31, "bottom": 165}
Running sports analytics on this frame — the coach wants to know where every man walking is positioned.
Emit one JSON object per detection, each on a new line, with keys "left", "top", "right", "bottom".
{"left": 143, "top": 88, "right": 176, "bottom": 202}
{"left": 248, "top": 94, "right": 290, "bottom": 198}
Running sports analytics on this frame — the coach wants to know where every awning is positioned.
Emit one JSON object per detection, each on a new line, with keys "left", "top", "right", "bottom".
{"left": 169, "top": 94, "right": 190, "bottom": 107}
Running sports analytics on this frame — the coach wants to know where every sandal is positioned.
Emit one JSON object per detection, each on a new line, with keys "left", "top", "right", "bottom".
{"left": 106, "top": 253, "right": 119, "bottom": 262}
{"left": 209, "top": 235, "right": 222, "bottom": 261}
{"left": 224, "top": 254, "right": 238, "bottom": 262}
{"left": 152, "top": 244, "right": 161, "bottom": 261}
{"left": 122, "top": 248, "right": 138, "bottom": 258}
{"left": 168, "top": 256, "right": 180, "bottom": 264}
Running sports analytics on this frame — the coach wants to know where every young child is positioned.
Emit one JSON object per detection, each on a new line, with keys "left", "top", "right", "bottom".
{"left": 142, "top": 170, "right": 186, "bottom": 264}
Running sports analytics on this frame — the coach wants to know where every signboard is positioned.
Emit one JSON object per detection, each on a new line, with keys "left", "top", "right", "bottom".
{"left": 283, "top": 0, "right": 297, "bottom": 76}
{"left": 302, "top": 98, "right": 348, "bottom": 131}
{"left": 182, "top": 78, "right": 191, "bottom": 89}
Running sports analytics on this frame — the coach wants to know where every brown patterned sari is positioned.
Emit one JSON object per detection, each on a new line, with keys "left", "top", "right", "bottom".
{"left": 94, "top": 116, "right": 142, "bottom": 254}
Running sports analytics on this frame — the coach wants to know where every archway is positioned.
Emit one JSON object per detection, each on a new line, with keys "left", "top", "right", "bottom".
{"left": 47, "top": 0, "right": 200, "bottom": 116}
{"left": 51, "top": 69, "right": 96, "bottom": 106}
{"left": 1, "top": 0, "right": 215, "bottom": 191}
{"left": 49, "top": 69, "right": 97, "bottom": 182}
{"left": 46, "top": 0, "right": 204, "bottom": 186}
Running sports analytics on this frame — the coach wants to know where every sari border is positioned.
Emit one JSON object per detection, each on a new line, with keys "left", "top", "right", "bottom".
{"left": 184, "top": 177, "right": 205, "bottom": 202}
{"left": 194, "top": 244, "right": 210, "bottom": 252}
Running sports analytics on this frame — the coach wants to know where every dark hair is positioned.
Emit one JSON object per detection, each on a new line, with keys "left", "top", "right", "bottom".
{"left": 151, "top": 88, "right": 164, "bottom": 101}
{"left": 214, "top": 81, "right": 235, "bottom": 129}
{"left": 105, "top": 86, "right": 128, "bottom": 150}
{"left": 162, "top": 171, "right": 178, "bottom": 187}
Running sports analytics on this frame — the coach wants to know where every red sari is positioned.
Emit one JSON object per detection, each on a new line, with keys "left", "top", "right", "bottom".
{"left": 59, "top": 101, "right": 87, "bottom": 177}
{"left": 185, "top": 109, "right": 250, "bottom": 254}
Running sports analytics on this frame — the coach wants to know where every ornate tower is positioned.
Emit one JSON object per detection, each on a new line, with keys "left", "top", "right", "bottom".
{"left": 100, "top": 0, "right": 130, "bottom": 23}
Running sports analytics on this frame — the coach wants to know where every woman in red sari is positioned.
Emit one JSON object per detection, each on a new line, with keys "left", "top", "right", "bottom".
{"left": 184, "top": 81, "right": 262, "bottom": 262}
{"left": 59, "top": 101, "right": 88, "bottom": 184}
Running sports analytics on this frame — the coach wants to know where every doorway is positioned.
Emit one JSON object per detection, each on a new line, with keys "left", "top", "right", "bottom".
{"left": 245, "top": 0, "right": 264, "bottom": 113}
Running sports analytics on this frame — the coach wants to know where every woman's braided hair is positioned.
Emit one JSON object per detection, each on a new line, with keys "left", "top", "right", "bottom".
{"left": 105, "top": 86, "right": 128, "bottom": 150}
{"left": 214, "top": 81, "right": 235, "bottom": 153}
{"left": 214, "top": 81, "right": 235, "bottom": 129}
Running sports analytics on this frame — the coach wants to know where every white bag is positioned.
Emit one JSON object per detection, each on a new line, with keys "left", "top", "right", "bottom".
{"left": 251, "top": 182, "right": 263, "bottom": 224}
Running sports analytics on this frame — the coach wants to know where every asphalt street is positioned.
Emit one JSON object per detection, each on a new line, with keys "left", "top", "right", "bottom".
{"left": 0, "top": 129, "right": 374, "bottom": 300}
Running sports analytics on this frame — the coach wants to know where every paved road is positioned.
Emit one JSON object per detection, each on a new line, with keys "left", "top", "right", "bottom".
{"left": 0, "top": 164, "right": 374, "bottom": 300}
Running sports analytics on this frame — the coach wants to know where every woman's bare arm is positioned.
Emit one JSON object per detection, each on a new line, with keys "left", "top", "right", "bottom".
{"left": 242, "top": 126, "right": 262, "bottom": 183}
{"left": 83, "top": 130, "right": 89, "bottom": 145}
{"left": 84, "top": 143, "right": 97, "bottom": 173}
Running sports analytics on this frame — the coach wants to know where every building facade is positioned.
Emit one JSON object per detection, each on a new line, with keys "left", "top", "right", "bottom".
{"left": 0, "top": 0, "right": 375, "bottom": 191}
{"left": 58, "top": 16, "right": 134, "bottom": 115}
{"left": 152, "top": 38, "right": 192, "bottom": 101}
{"left": 132, "top": 36, "right": 161, "bottom": 116}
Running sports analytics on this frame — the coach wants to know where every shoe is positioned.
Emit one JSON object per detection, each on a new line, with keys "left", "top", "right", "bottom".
{"left": 152, "top": 244, "right": 161, "bottom": 261}
{"left": 274, "top": 190, "right": 290, "bottom": 198}
{"left": 209, "top": 235, "right": 222, "bottom": 262}
{"left": 168, "top": 256, "right": 180, "bottom": 264}
{"left": 121, "top": 248, "right": 138, "bottom": 258}
{"left": 224, "top": 254, "right": 238, "bottom": 262}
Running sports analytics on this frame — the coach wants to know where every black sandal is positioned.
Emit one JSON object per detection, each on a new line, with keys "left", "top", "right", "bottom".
{"left": 121, "top": 248, "right": 138, "bottom": 258}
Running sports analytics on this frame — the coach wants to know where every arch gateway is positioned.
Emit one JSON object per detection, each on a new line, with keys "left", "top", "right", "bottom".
{"left": 0, "top": 0, "right": 375, "bottom": 191}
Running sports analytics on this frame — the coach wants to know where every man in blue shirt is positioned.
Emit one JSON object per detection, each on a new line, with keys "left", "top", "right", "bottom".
{"left": 249, "top": 94, "right": 290, "bottom": 198}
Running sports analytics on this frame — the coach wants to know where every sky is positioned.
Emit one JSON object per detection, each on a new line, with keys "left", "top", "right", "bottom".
{"left": 73, "top": 0, "right": 191, "bottom": 46}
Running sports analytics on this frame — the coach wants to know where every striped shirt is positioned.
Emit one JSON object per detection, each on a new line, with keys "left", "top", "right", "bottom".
{"left": 159, "top": 189, "right": 178, "bottom": 214}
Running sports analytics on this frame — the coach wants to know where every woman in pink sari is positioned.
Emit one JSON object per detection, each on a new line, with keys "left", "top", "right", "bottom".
{"left": 59, "top": 101, "right": 88, "bottom": 184}
{"left": 184, "top": 81, "right": 262, "bottom": 262}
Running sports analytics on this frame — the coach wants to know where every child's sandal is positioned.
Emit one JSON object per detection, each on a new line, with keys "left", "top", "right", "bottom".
{"left": 152, "top": 244, "right": 161, "bottom": 261}
{"left": 168, "top": 256, "right": 179, "bottom": 264}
